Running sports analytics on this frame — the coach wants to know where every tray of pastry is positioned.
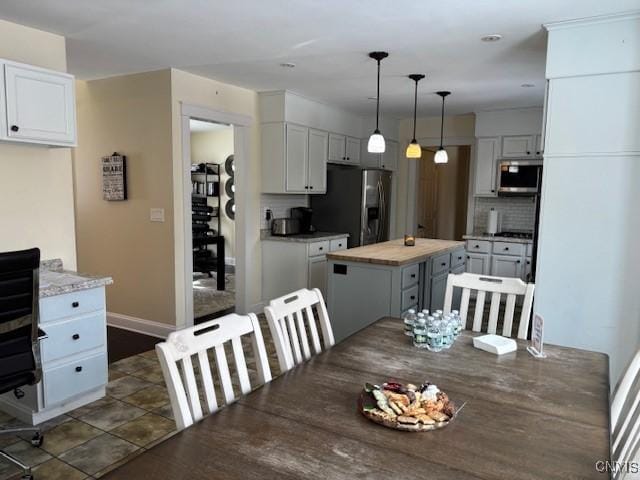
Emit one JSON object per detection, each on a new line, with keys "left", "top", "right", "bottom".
{"left": 358, "top": 381, "right": 458, "bottom": 432}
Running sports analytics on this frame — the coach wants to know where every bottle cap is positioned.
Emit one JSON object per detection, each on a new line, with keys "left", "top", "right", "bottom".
{"left": 408, "top": 309, "right": 416, "bottom": 314}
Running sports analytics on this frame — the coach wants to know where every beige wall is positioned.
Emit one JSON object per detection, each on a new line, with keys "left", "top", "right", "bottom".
{"left": 190, "top": 127, "right": 236, "bottom": 260}
{"left": 395, "top": 114, "right": 475, "bottom": 237}
{"left": 73, "top": 70, "right": 175, "bottom": 325}
{"left": 0, "top": 19, "right": 77, "bottom": 268}
{"left": 170, "top": 69, "right": 261, "bottom": 325}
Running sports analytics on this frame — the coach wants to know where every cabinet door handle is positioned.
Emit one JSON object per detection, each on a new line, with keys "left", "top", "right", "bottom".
{"left": 10, "top": 125, "right": 19, "bottom": 132}
{"left": 342, "top": 156, "right": 346, "bottom": 160}
{"left": 441, "top": 262, "right": 446, "bottom": 267}
{"left": 75, "top": 366, "right": 83, "bottom": 372}
{"left": 491, "top": 189, "right": 495, "bottom": 193}
{"left": 319, "top": 247, "right": 323, "bottom": 251}
{"left": 411, "top": 274, "right": 416, "bottom": 278}
{"left": 504, "top": 247, "right": 509, "bottom": 251}
{"left": 72, "top": 301, "right": 79, "bottom": 308}
{"left": 517, "top": 260, "right": 521, "bottom": 264}
{"left": 410, "top": 295, "right": 416, "bottom": 300}
{"left": 526, "top": 151, "right": 531, "bottom": 155}
{"left": 72, "top": 334, "right": 80, "bottom": 340}
{"left": 458, "top": 256, "right": 463, "bottom": 260}
{"left": 474, "top": 245, "right": 479, "bottom": 249}
{"left": 309, "top": 186, "right": 313, "bottom": 190}
{"left": 467, "top": 255, "right": 470, "bottom": 259}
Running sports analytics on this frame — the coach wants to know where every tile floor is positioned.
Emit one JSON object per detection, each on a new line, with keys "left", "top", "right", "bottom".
{"left": 0, "top": 316, "right": 282, "bottom": 480}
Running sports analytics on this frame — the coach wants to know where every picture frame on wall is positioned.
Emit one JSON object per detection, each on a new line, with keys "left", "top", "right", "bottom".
{"left": 102, "top": 152, "right": 128, "bottom": 201}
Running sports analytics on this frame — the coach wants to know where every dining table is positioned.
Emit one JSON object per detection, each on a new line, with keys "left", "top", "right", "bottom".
{"left": 103, "top": 316, "right": 611, "bottom": 480}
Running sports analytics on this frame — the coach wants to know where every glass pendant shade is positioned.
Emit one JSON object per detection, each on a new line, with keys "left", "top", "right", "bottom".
{"left": 368, "top": 130, "right": 386, "bottom": 153}
{"left": 405, "top": 140, "right": 421, "bottom": 158}
{"left": 434, "top": 147, "right": 448, "bottom": 164}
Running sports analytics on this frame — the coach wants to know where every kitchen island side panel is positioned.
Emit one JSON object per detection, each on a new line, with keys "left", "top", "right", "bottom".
{"left": 328, "top": 260, "right": 401, "bottom": 342}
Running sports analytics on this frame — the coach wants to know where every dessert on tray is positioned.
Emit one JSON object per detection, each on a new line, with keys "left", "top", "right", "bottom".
{"left": 359, "top": 381, "right": 456, "bottom": 431}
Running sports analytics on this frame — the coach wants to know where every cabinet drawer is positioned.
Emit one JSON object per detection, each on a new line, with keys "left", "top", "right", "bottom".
{"left": 492, "top": 241, "right": 524, "bottom": 257}
{"left": 308, "top": 241, "right": 330, "bottom": 257}
{"left": 330, "top": 238, "right": 347, "bottom": 252}
{"left": 41, "top": 312, "right": 106, "bottom": 364}
{"left": 43, "top": 352, "right": 107, "bottom": 408}
{"left": 466, "top": 240, "right": 491, "bottom": 254}
{"left": 401, "top": 285, "right": 420, "bottom": 311}
{"left": 450, "top": 249, "right": 466, "bottom": 268}
{"left": 431, "top": 253, "right": 450, "bottom": 276}
{"left": 40, "top": 288, "right": 105, "bottom": 324}
{"left": 401, "top": 264, "right": 420, "bottom": 288}
{"left": 526, "top": 243, "right": 533, "bottom": 257}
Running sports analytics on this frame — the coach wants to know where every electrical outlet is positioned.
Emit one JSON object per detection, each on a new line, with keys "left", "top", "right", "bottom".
{"left": 150, "top": 208, "right": 165, "bottom": 222}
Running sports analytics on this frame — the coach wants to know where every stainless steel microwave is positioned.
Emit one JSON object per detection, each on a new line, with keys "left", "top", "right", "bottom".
{"left": 497, "top": 159, "right": 543, "bottom": 195}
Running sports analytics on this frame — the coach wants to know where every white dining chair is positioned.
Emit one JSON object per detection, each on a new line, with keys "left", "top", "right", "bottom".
{"left": 264, "top": 288, "right": 335, "bottom": 373}
{"left": 611, "top": 350, "right": 640, "bottom": 479}
{"left": 155, "top": 312, "right": 272, "bottom": 430}
{"left": 443, "top": 272, "right": 535, "bottom": 339}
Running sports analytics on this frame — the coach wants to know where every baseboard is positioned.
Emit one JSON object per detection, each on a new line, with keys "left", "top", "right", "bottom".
{"left": 107, "top": 312, "right": 176, "bottom": 338}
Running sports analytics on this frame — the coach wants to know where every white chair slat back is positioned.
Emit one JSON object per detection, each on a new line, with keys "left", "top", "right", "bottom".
{"left": 443, "top": 272, "right": 535, "bottom": 340}
{"left": 612, "top": 351, "right": 640, "bottom": 479}
{"left": 155, "top": 312, "right": 272, "bottom": 430}
{"left": 264, "top": 288, "right": 335, "bottom": 373}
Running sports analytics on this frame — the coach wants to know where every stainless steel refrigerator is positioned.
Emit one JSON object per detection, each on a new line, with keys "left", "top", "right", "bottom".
{"left": 310, "top": 165, "right": 392, "bottom": 248}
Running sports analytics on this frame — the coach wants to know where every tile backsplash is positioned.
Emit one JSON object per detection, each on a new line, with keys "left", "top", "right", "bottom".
{"left": 473, "top": 196, "right": 536, "bottom": 233}
{"left": 260, "top": 194, "right": 309, "bottom": 229}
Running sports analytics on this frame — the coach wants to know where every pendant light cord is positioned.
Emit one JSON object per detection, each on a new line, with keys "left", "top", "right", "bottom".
{"left": 412, "top": 80, "right": 418, "bottom": 140}
{"left": 376, "top": 60, "right": 381, "bottom": 131}
{"left": 439, "top": 94, "right": 445, "bottom": 148}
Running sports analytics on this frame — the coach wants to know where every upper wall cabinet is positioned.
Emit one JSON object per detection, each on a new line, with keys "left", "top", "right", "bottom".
{"left": 360, "top": 140, "right": 398, "bottom": 171}
{"left": 328, "top": 134, "right": 360, "bottom": 165}
{"left": 262, "top": 122, "right": 327, "bottom": 194}
{"left": 474, "top": 137, "right": 499, "bottom": 196}
{"left": 0, "top": 60, "right": 77, "bottom": 147}
{"left": 501, "top": 134, "right": 542, "bottom": 158}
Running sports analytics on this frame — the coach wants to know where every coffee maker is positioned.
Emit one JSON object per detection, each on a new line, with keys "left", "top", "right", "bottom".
{"left": 290, "top": 207, "right": 315, "bottom": 234}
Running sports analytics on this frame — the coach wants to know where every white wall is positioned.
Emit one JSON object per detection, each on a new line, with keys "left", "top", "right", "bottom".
{"left": 474, "top": 107, "right": 543, "bottom": 137}
{"left": 0, "top": 19, "right": 77, "bottom": 268}
{"left": 536, "top": 12, "right": 640, "bottom": 385}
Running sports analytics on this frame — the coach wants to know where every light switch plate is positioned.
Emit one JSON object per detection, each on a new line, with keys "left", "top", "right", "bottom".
{"left": 150, "top": 208, "right": 165, "bottom": 222}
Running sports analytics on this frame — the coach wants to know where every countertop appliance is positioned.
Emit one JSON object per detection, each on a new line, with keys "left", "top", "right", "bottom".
{"left": 311, "top": 165, "right": 392, "bottom": 248}
{"left": 271, "top": 218, "right": 300, "bottom": 236}
{"left": 497, "top": 159, "right": 542, "bottom": 195}
{"left": 290, "top": 207, "right": 315, "bottom": 234}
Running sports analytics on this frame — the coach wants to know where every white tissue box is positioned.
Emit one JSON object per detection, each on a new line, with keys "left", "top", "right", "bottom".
{"left": 473, "top": 334, "right": 518, "bottom": 355}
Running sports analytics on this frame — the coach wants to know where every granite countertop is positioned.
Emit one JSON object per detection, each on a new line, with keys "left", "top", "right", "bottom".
{"left": 326, "top": 238, "right": 464, "bottom": 266}
{"left": 261, "top": 231, "right": 350, "bottom": 243}
{"left": 40, "top": 259, "right": 113, "bottom": 298}
{"left": 463, "top": 234, "right": 533, "bottom": 244}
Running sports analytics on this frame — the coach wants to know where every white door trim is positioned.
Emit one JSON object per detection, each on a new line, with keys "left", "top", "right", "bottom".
{"left": 179, "top": 103, "right": 253, "bottom": 328}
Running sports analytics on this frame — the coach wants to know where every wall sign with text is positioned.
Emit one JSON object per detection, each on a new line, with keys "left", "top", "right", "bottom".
{"left": 102, "top": 153, "right": 128, "bottom": 201}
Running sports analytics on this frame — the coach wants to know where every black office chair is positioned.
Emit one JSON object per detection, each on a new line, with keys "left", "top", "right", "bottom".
{"left": 0, "top": 248, "right": 45, "bottom": 480}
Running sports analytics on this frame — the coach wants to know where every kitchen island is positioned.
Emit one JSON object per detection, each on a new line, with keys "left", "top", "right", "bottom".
{"left": 326, "top": 238, "right": 464, "bottom": 342}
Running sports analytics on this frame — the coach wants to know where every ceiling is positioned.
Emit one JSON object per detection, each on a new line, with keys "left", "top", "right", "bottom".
{"left": 0, "top": 0, "right": 637, "bottom": 117}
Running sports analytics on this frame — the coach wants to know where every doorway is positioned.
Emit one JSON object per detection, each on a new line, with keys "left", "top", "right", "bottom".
{"left": 417, "top": 146, "right": 470, "bottom": 240}
{"left": 189, "top": 119, "right": 236, "bottom": 321}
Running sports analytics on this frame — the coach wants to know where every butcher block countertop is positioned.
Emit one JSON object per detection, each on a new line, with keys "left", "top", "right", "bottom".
{"left": 326, "top": 238, "right": 464, "bottom": 266}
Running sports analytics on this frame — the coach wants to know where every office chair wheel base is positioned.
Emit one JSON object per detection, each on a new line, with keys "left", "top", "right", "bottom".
{"left": 30, "top": 432, "right": 43, "bottom": 447}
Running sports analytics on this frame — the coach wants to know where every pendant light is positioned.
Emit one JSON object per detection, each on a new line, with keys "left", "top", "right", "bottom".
{"left": 405, "top": 74, "right": 425, "bottom": 159}
{"left": 367, "top": 51, "right": 389, "bottom": 153}
{"left": 434, "top": 91, "right": 451, "bottom": 164}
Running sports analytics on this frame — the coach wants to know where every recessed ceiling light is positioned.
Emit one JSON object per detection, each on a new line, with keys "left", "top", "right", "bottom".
{"left": 521, "top": 83, "right": 535, "bottom": 88}
{"left": 279, "top": 62, "right": 296, "bottom": 68}
{"left": 481, "top": 34, "right": 502, "bottom": 42}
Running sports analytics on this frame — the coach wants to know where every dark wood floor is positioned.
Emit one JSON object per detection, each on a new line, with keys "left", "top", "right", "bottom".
{"left": 107, "top": 326, "right": 161, "bottom": 363}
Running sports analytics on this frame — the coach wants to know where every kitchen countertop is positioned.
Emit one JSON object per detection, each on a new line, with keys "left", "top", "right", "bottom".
{"left": 261, "top": 231, "right": 349, "bottom": 243}
{"left": 463, "top": 234, "right": 533, "bottom": 244}
{"left": 326, "top": 238, "right": 464, "bottom": 266}
{"left": 40, "top": 259, "right": 113, "bottom": 298}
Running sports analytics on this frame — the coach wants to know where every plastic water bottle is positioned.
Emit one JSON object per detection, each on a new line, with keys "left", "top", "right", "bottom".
{"left": 412, "top": 315, "right": 428, "bottom": 348}
{"left": 426, "top": 317, "right": 444, "bottom": 352}
{"left": 421, "top": 309, "right": 430, "bottom": 317}
{"left": 451, "top": 310, "right": 462, "bottom": 337}
{"left": 441, "top": 316, "right": 454, "bottom": 348}
{"left": 403, "top": 309, "right": 417, "bottom": 337}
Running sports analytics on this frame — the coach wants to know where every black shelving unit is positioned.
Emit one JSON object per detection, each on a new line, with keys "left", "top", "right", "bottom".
{"left": 191, "top": 163, "right": 225, "bottom": 290}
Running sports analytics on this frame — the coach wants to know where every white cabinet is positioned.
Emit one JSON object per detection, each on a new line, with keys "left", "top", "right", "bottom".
{"left": 534, "top": 134, "right": 543, "bottom": 156}
{"left": 361, "top": 140, "right": 398, "bottom": 171}
{"left": 308, "top": 255, "right": 328, "bottom": 298}
{"left": 0, "top": 60, "right": 76, "bottom": 147}
{"left": 328, "top": 134, "right": 360, "bottom": 165}
{"left": 262, "top": 236, "right": 348, "bottom": 301}
{"left": 501, "top": 135, "right": 535, "bottom": 158}
{"left": 262, "top": 123, "right": 327, "bottom": 194}
{"left": 466, "top": 252, "right": 491, "bottom": 275}
{"left": 285, "top": 124, "right": 309, "bottom": 193}
{"left": 491, "top": 254, "right": 523, "bottom": 278}
{"left": 308, "top": 129, "right": 328, "bottom": 192}
{"left": 474, "top": 137, "right": 499, "bottom": 196}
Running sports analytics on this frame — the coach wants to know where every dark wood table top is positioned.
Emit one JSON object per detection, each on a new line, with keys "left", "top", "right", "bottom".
{"left": 103, "top": 317, "right": 610, "bottom": 480}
